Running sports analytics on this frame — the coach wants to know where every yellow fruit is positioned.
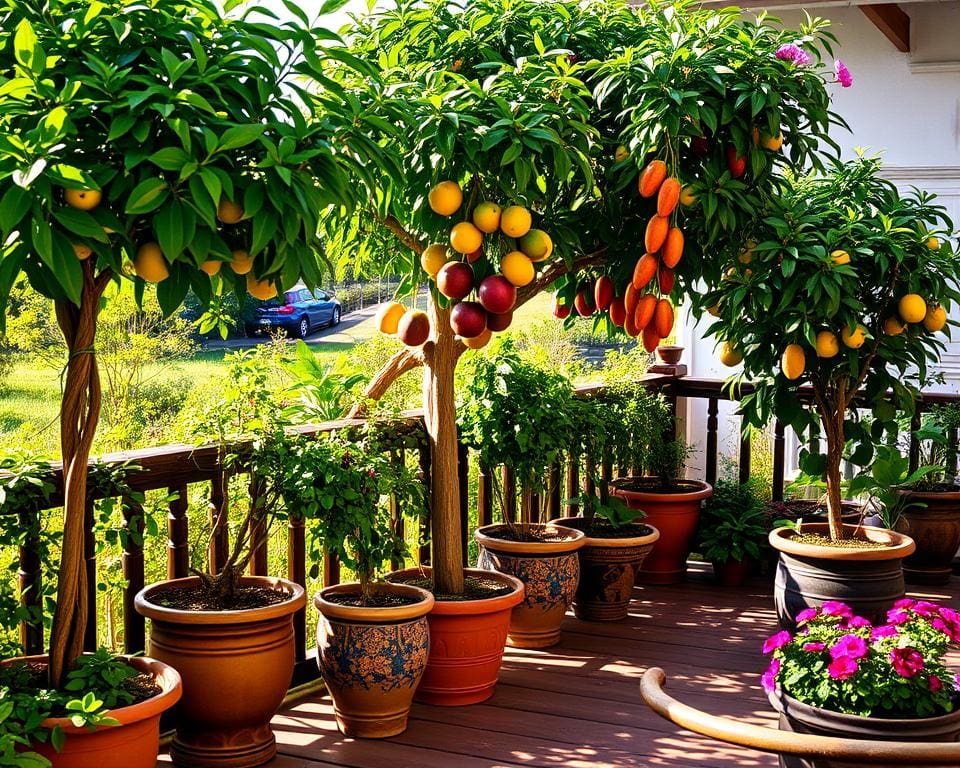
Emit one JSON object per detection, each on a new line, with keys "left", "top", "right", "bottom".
{"left": 706, "top": 304, "right": 721, "bottom": 317}
{"left": 899, "top": 293, "right": 927, "bottom": 323}
{"left": 217, "top": 199, "right": 244, "bottom": 224}
{"left": 134, "top": 242, "right": 169, "bottom": 283}
{"left": 815, "top": 330, "right": 839, "bottom": 358}
{"left": 420, "top": 244, "right": 448, "bottom": 276}
{"left": 679, "top": 185, "right": 697, "bottom": 206}
{"left": 72, "top": 243, "right": 92, "bottom": 260}
{"left": 200, "top": 260, "right": 222, "bottom": 276}
{"left": 924, "top": 305, "right": 947, "bottom": 332}
{"left": 739, "top": 250, "right": 753, "bottom": 265}
{"left": 229, "top": 249, "right": 253, "bottom": 275}
{"left": 518, "top": 229, "right": 553, "bottom": 262}
{"left": 719, "top": 342, "right": 742, "bottom": 367}
{"left": 781, "top": 344, "right": 806, "bottom": 380}
{"left": 449, "top": 222, "right": 483, "bottom": 255}
{"left": 615, "top": 145, "right": 629, "bottom": 162}
{"left": 428, "top": 180, "right": 463, "bottom": 217}
{"left": 926, "top": 236, "right": 940, "bottom": 250}
{"left": 500, "top": 205, "right": 532, "bottom": 238}
{"left": 831, "top": 250, "right": 850, "bottom": 265}
{"left": 471, "top": 201, "right": 502, "bottom": 233}
{"left": 761, "top": 132, "right": 783, "bottom": 151}
{"left": 462, "top": 327, "right": 493, "bottom": 349}
{"left": 247, "top": 274, "right": 277, "bottom": 300}
{"left": 64, "top": 188, "right": 102, "bottom": 211}
{"left": 883, "top": 316, "right": 906, "bottom": 336}
{"left": 376, "top": 301, "right": 407, "bottom": 335}
{"left": 841, "top": 324, "right": 867, "bottom": 349}
{"left": 500, "top": 250, "right": 535, "bottom": 287}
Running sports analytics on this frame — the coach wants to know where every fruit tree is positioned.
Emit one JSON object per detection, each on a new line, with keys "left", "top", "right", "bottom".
{"left": 316, "top": 0, "right": 847, "bottom": 593}
{"left": 703, "top": 155, "right": 959, "bottom": 539}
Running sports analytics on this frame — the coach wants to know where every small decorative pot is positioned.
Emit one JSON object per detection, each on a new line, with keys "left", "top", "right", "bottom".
{"left": 655, "top": 345, "right": 684, "bottom": 365}
{"left": 314, "top": 582, "right": 433, "bottom": 738}
{"left": 474, "top": 523, "right": 584, "bottom": 648}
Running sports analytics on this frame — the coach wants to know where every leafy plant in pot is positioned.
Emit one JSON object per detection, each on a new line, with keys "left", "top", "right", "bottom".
{"left": 698, "top": 479, "right": 768, "bottom": 587}
{"left": 704, "top": 156, "right": 960, "bottom": 627}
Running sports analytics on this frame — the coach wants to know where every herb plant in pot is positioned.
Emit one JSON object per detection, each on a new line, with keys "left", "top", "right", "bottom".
{"left": 761, "top": 599, "right": 960, "bottom": 768}
{"left": 698, "top": 479, "right": 768, "bottom": 587}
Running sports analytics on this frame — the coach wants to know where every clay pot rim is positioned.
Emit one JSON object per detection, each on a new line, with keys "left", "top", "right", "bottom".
{"left": 9, "top": 654, "right": 182, "bottom": 735}
{"left": 896, "top": 486, "right": 960, "bottom": 502}
{"left": 474, "top": 522, "right": 585, "bottom": 554}
{"left": 611, "top": 477, "right": 713, "bottom": 503}
{"left": 553, "top": 516, "right": 660, "bottom": 548}
{"left": 134, "top": 575, "right": 306, "bottom": 624}
{"left": 769, "top": 686, "right": 960, "bottom": 727}
{"left": 769, "top": 523, "right": 916, "bottom": 561}
{"left": 385, "top": 566, "right": 525, "bottom": 615}
{"left": 314, "top": 581, "right": 435, "bottom": 622}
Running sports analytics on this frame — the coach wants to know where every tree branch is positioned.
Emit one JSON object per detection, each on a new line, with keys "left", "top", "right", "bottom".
{"left": 380, "top": 213, "right": 426, "bottom": 256}
{"left": 515, "top": 246, "right": 608, "bottom": 308}
{"left": 348, "top": 346, "right": 426, "bottom": 417}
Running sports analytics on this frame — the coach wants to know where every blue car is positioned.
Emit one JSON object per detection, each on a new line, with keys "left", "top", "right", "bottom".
{"left": 246, "top": 285, "right": 341, "bottom": 339}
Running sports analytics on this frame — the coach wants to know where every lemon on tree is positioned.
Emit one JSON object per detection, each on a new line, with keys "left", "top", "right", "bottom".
{"left": 134, "top": 242, "right": 170, "bottom": 283}
{"left": 421, "top": 244, "right": 449, "bottom": 276}
{"left": 781, "top": 343, "right": 805, "bottom": 380}
{"left": 472, "top": 201, "right": 502, "bottom": 233}
{"left": 500, "top": 205, "right": 532, "bottom": 238}
{"left": 200, "top": 260, "right": 222, "bottom": 276}
{"left": 217, "top": 198, "right": 244, "bottom": 224}
{"left": 376, "top": 302, "right": 407, "bottom": 335}
{"left": 247, "top": 274, "right": 278, "bottom": 300}
{"left": 500, "top": 251, "right": 535, "bottom": 287}
{"left": 924, "top": 305, "right": 947, "bottom": 332}
{"left": 815, "top": 330, "right": 839, "bottom": 358}
{"left": 883, "top": 316, "right": 905, "bottom": 336}
{"left": 229, "top": 249, "right": 253, "bottom": 275}
{"left": 449, "top": 221, "right": 483, "bottom": 254}
{"left": 719, "top": 342, "right": 742, "bottom": 367}
{"left": 898, "top": 293, "right": 927, "bottom": 323}
{"left": 428, "top": 180, "right": 463, "bottom": 217}
{"left": 518, "top": 229, "right": 553, "bottom": 262}
{"left": 840, "top": 323, "right": 867, "bottom": 349}
{"left": 64, "top": 187, "right": 101, "bottom": 211}
{"left": 831, "top": 249, "right": 850, "bottom": 265}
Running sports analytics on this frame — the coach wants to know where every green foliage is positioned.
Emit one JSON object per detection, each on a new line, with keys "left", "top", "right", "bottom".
{"left": 284, "top": 341, "right": 365, "bottom": 423}
{"left": 846, "top": 444, "right": 940, "bottom": 529}
{"left": 564, "top": 489, "right": 639, "bottom": 528}
{"left": 698, "top": 479, "right": 767, "bottom": 564}
{"left": 912, "top": 404, "right": 960, "bottom": 488}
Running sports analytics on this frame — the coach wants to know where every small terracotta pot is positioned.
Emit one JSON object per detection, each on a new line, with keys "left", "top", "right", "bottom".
{"left": 314, "top": 582, "right": 433, "bottom": 738}
{"left": 15, "top": 655, "right": 180, "bottom": 768}
{"left": 134, "top": 576, "right": 305, "bottom": 768}
{"left": 386, "top": 566, "right": 525, "bottom": 706}
{"left": 474, "top": 523, "right": 584, "bottom": 649}
{"left": 897, "top": 487, "right": 960, "bottom": 586}
{"left": 554, "top": 517, "right": 659, "bottom": 621}
{"left": 611, "top": 479, "right": 713, "bottom": 585}
{"left": 712, "top": 557, "right": 751, "bottom": 588}
{"left": 655, "top": 345, "right": 684, "bottom": 364}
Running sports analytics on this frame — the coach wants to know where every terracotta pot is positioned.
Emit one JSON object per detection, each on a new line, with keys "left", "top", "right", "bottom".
{"left": 314, "top": 582, "right": 433, "bottom": 738}
{"left": 611, "top": 479, "right": 713, "bottom": 585}
{"left": 655, "top": 345, "right": 684, "bottom": 364}
{"left": 13, "top": 655, "right": 180, "bottom": 768}
{"left": 474, "top": 523, "right": 584, "bottom": 649}
{"left": 386, "top": 566, "right": 525, "bottom": 706}
{"left": 896, "top": 487, "right": 960, "bottom": 586}
{"left": 553, "top": 517, "right": 659, "bottom": 621}
{"left": 712, "top": 557, "right": 751, "bottom": 587}
{"left": 769, "top": 524, "right": 915, "bottom": 631}
{"left": 769, "top": 688, "right": 960, "bottom": 768}
{"left": 134, "top": 575, "right": 305, "bottom": 768}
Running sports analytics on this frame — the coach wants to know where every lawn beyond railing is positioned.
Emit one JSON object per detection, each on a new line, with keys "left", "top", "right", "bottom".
{"left": 8, "top": 371, "right": 959, "bottom": 686}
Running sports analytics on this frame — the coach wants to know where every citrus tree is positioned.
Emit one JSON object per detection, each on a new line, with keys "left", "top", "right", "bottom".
{"left": 314, "top": 0, "right": 847, "bottom": 594}
{"left": 703, "top": 156, "right": 959, "bottom": 539}
{"left": 0, "top": 0, "right": 350, "bottom": 686}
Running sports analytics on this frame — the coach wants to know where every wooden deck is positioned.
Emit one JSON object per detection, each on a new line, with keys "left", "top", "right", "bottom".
{"left": 159, "top": 563, "right": 960, "bottom": 768}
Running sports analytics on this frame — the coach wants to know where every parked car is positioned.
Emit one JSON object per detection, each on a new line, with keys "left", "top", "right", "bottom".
{"left": 245, "top": 285, "right": 341, "bottom": 338}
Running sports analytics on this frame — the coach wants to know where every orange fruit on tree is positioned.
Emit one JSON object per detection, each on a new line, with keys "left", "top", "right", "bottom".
{"left": 706, "top": 304, "right": 721, "bottom": 317}
{"left": 421, "top": 244, "right": 448, "bottom": 276}
{"left": 217, "top": 198, "right": 244, "bottom": 224}
{"left": 500, "top": 251, "right": 535, "bottom": 287}
{"left": 229, "top": 249, "right": 253, "bottom": 275}
{"left": 658, "top": 263, "right": 675, "bottom": 294}
{"left": 657, "top": 178, "right": 681, "bottom": 217}
{"left": 815, "top": 330, "right": 839, "bottom": 358}
{"left": 428, "top": 181, "right": 463, "bottom": 216}
{"left": 641, "top": 324, "right": 660, "bottom": 353}
{"left": 662, "top": 228, "right": 684, "bottom": 268}
{"left": 376, "top": 302, "right": 407, "bottom": 335}
{"left": 632, "top": 253, "right": 658, "bottom": 290}
{"left": 831, "top": 249, "right": 850, "bottom": 266}
{"left": 64, "top": 188, "right": 101, "bottom": 211}
{"left": 518, "top": 229, "right": 553, "bottom": 262}
{"left": 899, "top": 293, "right": 927, "bottom": 323}
{"left": 472, "top": 201, "right": 502, "bottom": 233}
{"left": 653, "top": 298, "right": 674, "bottom": 338}
{"left": 644, "top": 215, "right": 669, "bottom": 254}
{"left": 72, "top": 243, "right": 92, "bottom": 260}
{"left": 247, "top": 274, "right": 277, "bottom": 300}
{"left": 638, "top": 160, "right": 667, "bottom": 198}
{"left": 924, "top": 305, "right": 947, "bottom": 332}
{"left": 200, "top": 260, "right": 222, "bottom": 276}
{"left": 462, "top": 327, "right": 493, "bottom": 349}
{"left": 449, "top": 221, "right": 483, "bottom": 254}
{"left": 761, "top": 132, "right": 783, "bottom": 151}
{"left": 635, "top": 293, "right": 657, "bottom": 331}
{"left": 624, "top": 283, "right": 640, "bottom": 317}
{"left": 500, "top": 205, "right": 532, "bottom": 238}
{"left": 679, "top": 185, "right": 697, "bottom": 206}
{"left": 719, "top": 342, "right": 742, "bottom": 367}
{"left": 841, "top": 323, "right": 867, "bottom": 349}
{"left": 926, "top": 236, "right": 940, "bottom": 250}
{"left": 781, "top": 344, "right": 805, "bottom": 380}
{"left": 134, "top": 242, "right": 169, "bottom": 283}
{"left": 883, "top": 317, "right": 905, "bottom": 336}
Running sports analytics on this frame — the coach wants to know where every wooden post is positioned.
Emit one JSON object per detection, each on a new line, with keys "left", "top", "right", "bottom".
{"left": 84, "top": 497, "right": 97, "bottom": 651}
{"left": 122, "top": 496, "right": 146, "bottom": 655}
{"left": 18, "top": 507, "right": 43, "bottom": 655}
{"left": 288, "top": 515, "right": 307, "bottom": 662}
{"left": 208, "top": 472, "right": 229, "bottom": 575}
{"left": 705, "top": 398, "right": 719, "bottom": 487}
{"left": 167, "top": 485, "right": 189, "bottom": 579}
{"left": 248, "top": 474, "right": 268, "bottom": 576}
{"left": 772, "top": 420, "right": 786, "bottom": 502}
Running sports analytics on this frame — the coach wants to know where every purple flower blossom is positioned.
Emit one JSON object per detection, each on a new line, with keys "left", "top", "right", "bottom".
{"left": 822, "top": 601, "right": 853, "bottom": 619}
{"left": 828, "top": 656, "right": 859, "bottom": 680}
{"left": 802, "top": 642, "right": 826, "bottom": 652}
{"left": 871, "top": 625, "right": 899, "bottom": 641}
{"left": 796, "top": 607, "right": 819, "bottom": 625}
{"left": 834, "top": 58, "right": 853, "bottom": 87}
{"left": 890, "top": 647, "right": 925, "bottom": 678}
{"left": 887, "top": 608, "right": 911, "bottom": 625}
{"left": 830, "top": 634, "right": 869, "bottom": 661}
{"left": 848, "top": 616, "right": 872, "bottom": 629}
{"left": 930, "top": 674, "right": 943, "bottom": 693}
{"left": 776, "top": 44, "right": 813, "bottom": 67}
{"left": 762, "top": 658, "right": 781, "bottom": 693}
{"left": 763, "top": 630, "right": 793, "bottom": 654}
{"left": 913, "top": 601, "right": 938, "bottom": 617}
{"left": 893, "top": 598, "right": 916, "bottom": 610}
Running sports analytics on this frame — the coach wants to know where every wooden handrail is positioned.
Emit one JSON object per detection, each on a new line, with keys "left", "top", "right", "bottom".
{"left": 640, "top": 667, "right": 960, "bottom": 764}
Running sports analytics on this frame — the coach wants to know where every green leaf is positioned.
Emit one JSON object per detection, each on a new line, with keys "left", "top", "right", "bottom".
{"left": 53, "top": 208, "right": 110, "bottom": 242}
{"left": 0, "top": 186, "right": 32, "bottom": 237}
{"left": 156, "top": 262, "right": 191, "bottom": 317}
{"left": 125, "top": 178, "right": 169, "bottom": 214}
{"left": 148, "top": 147, "right": 190, "bottom": 172}
{"left": 14, "top": 19, "right": 40, "bottom": 73}
{"left": 216, "top": 125, "right": 265, "bottom": 152}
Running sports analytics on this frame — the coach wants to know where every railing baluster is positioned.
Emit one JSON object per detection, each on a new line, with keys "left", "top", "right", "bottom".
{"left": 548, "top": 461, "right": 561, "bottom": 520}
{"left": 705, "top": 398, "right": 719, "bottom": 487}
{"left": 502, "top": 465, "right": 517, "bottom": 523}
{"left": 122, "top": 496, "right": 146, "bottom": 655}
{"left": 288, "top": 514, "right": 306, "bottom": 662}
{"left": 583, "top": 453, "right": 596, "bottom": 498}
{"left": 909, "top": 406, "right": 922, "bottom": 474}
{"left": 478, "top": 465, "right": 493, "bottom": 528}
{"left": 772, "top": 420, "right": 786, "bottom": 502}
{"left": 84, "top": 497, "right": 97, "bottom": 651}
{"left": 18, "top": 507, "right": 43, "bottom": 655}
{"left": 738, "top": 422, "right": 751, "bottom": 485}
{"left": 167, "top": 484, "right": 189, "bottom": 579}
{"left": 457, "top": 440, "right": 469, "bottom": 566}
{"left": 418, "top": 439, "right": 432, "bottom": 566}
{"left": 248, "top": 474, "right": 268, "bottom": 576}
{"left": 566, "top": 453, "right": 580, "bottom": 515}
{"left": 519, "top": 482, "right": 532, "bottom": 524}
{"left": 390, "top": 450, "right": 404, "bottom": 572}
{"left": 208, "top": 472, "right": 229, "bottom": 575}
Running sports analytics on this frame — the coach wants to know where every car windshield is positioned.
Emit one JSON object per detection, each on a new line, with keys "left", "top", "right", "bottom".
{"left": 260, "top": 291, "right": 298, "bottom": 309}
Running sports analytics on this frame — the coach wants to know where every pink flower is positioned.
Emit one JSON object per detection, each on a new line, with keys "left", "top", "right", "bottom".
{"left": 802, "top": 642, "right": 826, "bottom": 652}
{"left": 828, "top": 656, "right": 859, "bottom": 680}
{"left": 890, "top": 647, "right": 925, "bottom": 678}
{"left": 930, "top": 675, "right": 943, "bottom": 693}
{"left": 887, "top": 608, "right": 911, "bottom": 625}
{"left": 762, "top": 658, "right": 781, "bottom": 693}
{"left": 848, "top": 616, "right": 872, "bottom": 629}
{"left": 763, "top": 630, "right": 793, "bottom": 654}
{"left": 830, "top": 634, "right": 868, "bottom": 661}
{"left": 871, "top": 625, "right": 899, "bottom": 641}
{"left": 776, "top": 44, "right": 813, "bottom": 67}
{"left": 796, "top": 607, "right": 819, "bottom": 625}
{"left": 834, "top": 59, "right": 853, "bottom": 87}
{"left": 913, "top": 601, "right": 938, "bottom": 617}
{"left": 893, "top": 598, "right": 916, "bottom": 610}
{"left": 822, "top": 601, "right": 853, "bottom": 619}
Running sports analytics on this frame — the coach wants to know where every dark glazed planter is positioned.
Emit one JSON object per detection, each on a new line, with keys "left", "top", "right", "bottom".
{"left": 897, "top": 487, "right": 960, "bottom": 586}
{"left": 611, "top": 479, "right": 713, "bottom": 585}
{"left": 769, "top": 524, "right": 915, "bottom": 631}
{"left": 314, "top": 582, "right": 433, "bottom": 738}
{"left": 475, "top": 523, "right": 584, "bottom": 649}
{"left": 769, "top": 688, "right": 960, "bottom": 768}
{"left": 386, "top": 566, "right": 524, "bottom": 707}
{"left": 554, "top": 517, "right": 659, "bottom": 621}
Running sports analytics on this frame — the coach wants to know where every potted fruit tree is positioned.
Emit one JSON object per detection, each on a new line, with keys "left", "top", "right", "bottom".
{"left": 704, "top": 156, "right": 960, "bottom": 627}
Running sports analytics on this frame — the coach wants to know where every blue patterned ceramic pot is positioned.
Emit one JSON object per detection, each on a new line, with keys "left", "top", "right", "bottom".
{"left": 475, "top": 523, "right": 584, "bottom": 648}
{"left": 314, "top": 582, "right": 433, "bottom": 738}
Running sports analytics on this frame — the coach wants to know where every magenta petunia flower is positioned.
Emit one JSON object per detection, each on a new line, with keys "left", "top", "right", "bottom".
{"left": 890, "top": 647, "right": 925, "bottom": 678}
{"left": 796, "top": 607, "right": 819, "bottom": 625}
{"left": 802, "top": 642, "right": 826, "bottom": 652}
{"left": 887, "top": 608, "right": 911, "bottom": 625}
{"left": 822, "top": 601, "right": 853, "bottom": 619}
{"left": 830, "top": 634, "right": 868, "bottom": 661}
{"left": 828, "top": 656, "right": 859, "bottom": 680}
{"left": 762, "top": 658, "right": 781, "bottom": 693}
{"left": 893, "top": 598, "right": 916, "bottom": 610}
{"left": 848, "top": 616, "right": 872, "bottom": 629}
{"left": 776, "top": 44, "right": 813, "bottom": 67}
{"left": 913, "top": 601, "right": 937, "bottom": 617}
{"left": 763, "top": 630, "right": 793, "bottom": 654}
{"left": 871, "top": 625, "right": 899, "bottom": 641}
{"left": 930, "top": 674, "right": 943, "bottom": 693}
{"left": 834, "top": 58, "right": 853, "bottom": 87}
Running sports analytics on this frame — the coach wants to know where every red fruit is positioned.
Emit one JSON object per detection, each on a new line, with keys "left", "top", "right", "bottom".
{"left": 726, "top": 144, "right": 746, "bottom": 179}
{"left": 624, "top": 309, "right": 639, "bottom": 338}
{"left": 662, "top": 227, "right": 684, "bottom": 268}
{"left": 436, "top": 261, "right": 474, "bottom": 300}
{"left": 645, "top": 215, "right": 669, "bottom": 254}
{"left": 609, "top": 296, "right": 627, "bottom": 327}
{"left": 690, "top": 136, "right": 710, "bottom": 156}
{"left": 658, "top": 264, "right": 675, "bottom": 295}
{"left": 486, "top": 310, "right": 513, "bottom": 332}
{"left": 553, "top": 301, "right": 571, "bottom": 320}
{"left": 594, "top": 275, "right": 614, "bottom": 312}
{"left": 657, "top": 177, "right": 681, "bottom": 217}
{"left": 450, "top": 301, "right": 488, "bottom": 338}
{"left": 574, "top": 290, "right": 594, "bottom": 317}
{"left": 639, "top": 159, "right": 668, "bottom": 198}
{"left": 632, "top": 253, "right": 658, "bottom": 290}
{"left": 624, "top": 283, "right": 640, "bottom": 317}
{"left": 467, "top": 247, "right": 483, "bottom": 264}
{"left": 397, "top": 309, "right": 431, "bottom": 347}
{"left": 478, "top": 275, "right": 517, "bottom": 314}
{"left": 642, "top": 325, "right": 660, "bottom": 353}
{"left": 635, "top": 293, "right": 657, "bottom": 330}
{"left": 654, "top": 298, "right": 674, "bottom": 338}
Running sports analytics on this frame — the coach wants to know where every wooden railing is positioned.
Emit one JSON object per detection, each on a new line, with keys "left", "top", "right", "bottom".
{"left": 6, "top": 371, "right": 959, "bottom": 686}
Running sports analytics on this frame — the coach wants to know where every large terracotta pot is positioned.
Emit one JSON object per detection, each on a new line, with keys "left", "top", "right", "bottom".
{"left": 712, "top": 557, "right": 751, "bottom": 588}
{"left": 474, "top": 523, "right": 584, "bottom": 649}
{"left": 134, "top": 575, "right": 305, "bottom": 768}
{"left": 386, "top": 566, "right": 524, "bottom": 706}
{"left": 314, "top": 582, "right": 432, "bottom": 738}
{"left": 554, "top": 517, "right": 659, "bottom": 621}
{"left": 769, "top": 524, "right": 915, "bottom": 631}
{"left": 769, "top": 688, "right": 960, "bottom": 768}
{"left": 13, "top": 655, "right": 180, "bottom": 768}
{"left": 897, "top": 487, "right": 960, "bottom": 586}
{"left": 611, "top": 478, "right": 713, "bottom": 585}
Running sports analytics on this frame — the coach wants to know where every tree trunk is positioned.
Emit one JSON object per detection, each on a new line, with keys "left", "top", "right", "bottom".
{"left": 423, "top": 295, "right": 464, "bottom": 595}
{"left": 820, "top": 403, "right": 846, "bottom": 541}
{"left": 49, "top": 262, "right": 108, "bottom": 688}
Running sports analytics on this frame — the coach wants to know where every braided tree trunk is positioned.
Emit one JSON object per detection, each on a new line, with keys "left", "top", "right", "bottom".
{"left": 48, "top": 261, "right": 109, "bottom": 688}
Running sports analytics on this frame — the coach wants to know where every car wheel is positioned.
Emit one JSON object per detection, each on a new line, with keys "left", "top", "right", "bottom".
{"left": 298, "top": 318, "right": 310, "bottom": 338}
{"left": 331, "top": 307, "right": 341, "bottom": 326}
